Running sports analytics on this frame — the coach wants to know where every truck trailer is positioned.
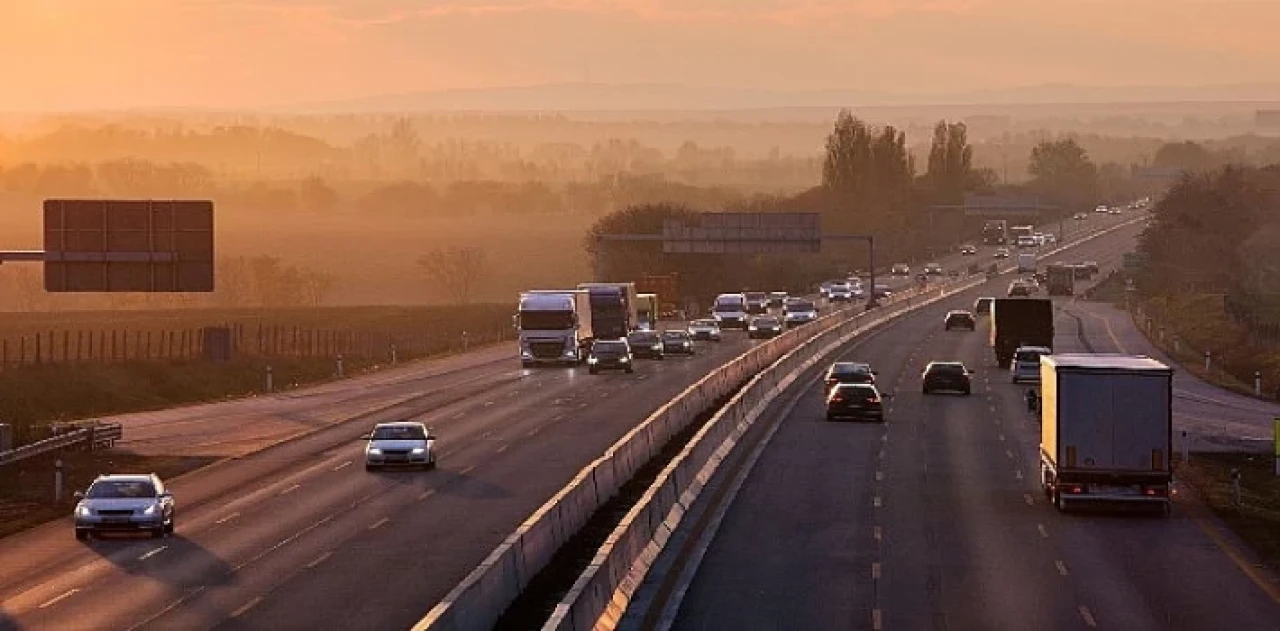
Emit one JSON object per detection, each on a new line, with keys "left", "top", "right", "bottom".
{"left": 1046, "top": 263, "right": 1074, "bottom": 296}
{"left": 577, "top": 282, "right": 638, "bottom": 338}
{"left": 990, "top": 298, "right": 1053, "bottom": 366}
{"left": 636, "top": 274, "right": 681, "bottom": 319}
{"left": 1039, "top": 354, "right": 1174, "bottom": 514}
{"left": 982, "top": 219, "right": 1008, "bottom": 246}
{"left": 635, "top": 293, "right": 659, "bottom": 330}
{"left": 517, "top": 290, "right": 592, "bottom": 366}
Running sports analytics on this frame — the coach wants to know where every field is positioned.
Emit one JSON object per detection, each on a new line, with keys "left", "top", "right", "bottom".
{"left": 1177, "top": 453, "right": 1280, "bottom": 574}
{"left": 0, "top": 303, "right": 513, "bottom": 445}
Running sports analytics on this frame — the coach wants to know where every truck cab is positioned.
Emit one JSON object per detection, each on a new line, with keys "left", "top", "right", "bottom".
{"left": 711, "top": 293, "right": 749, "bottom": 330}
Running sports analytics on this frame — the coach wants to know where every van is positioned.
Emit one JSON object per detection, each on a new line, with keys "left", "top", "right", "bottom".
{"left": 1011, "top": 346, "right": 1052, "bottom": 383}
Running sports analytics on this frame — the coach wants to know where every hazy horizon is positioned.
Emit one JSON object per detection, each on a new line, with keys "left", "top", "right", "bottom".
{"left": 3, "top": 1, "right": 1279, "bottom": 111}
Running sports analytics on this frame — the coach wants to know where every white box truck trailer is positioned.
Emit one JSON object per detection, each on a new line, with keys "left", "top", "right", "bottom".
{"left": 1039, "top": 354, "right": 1174, "bottom": 514}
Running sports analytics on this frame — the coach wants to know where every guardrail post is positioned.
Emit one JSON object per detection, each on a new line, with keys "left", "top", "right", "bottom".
{"left": 462, "top": 331, "right": 470, "bottom": 353}
{"left": 390, "top": 343, "right": 398, "bottom": 365}
{"left": 1255, "top": 371, "right": 1262, "bottom": 397}
{"left": 55, "top": 459, "right": 63, "bottom": 503}
{"left": 336, "top": 354, "right": 345, "bottom": 378}
{"left": 0, "top": 424, "right": 11, "bottom": 452}
{"left": 1205, "top": 351, "right": 1212, "bottom": 372}
{"left": 1181, "top": 430, "right": 1189, "bottom": 465}
{"left": 266, "top": 365, "right": 274, "bottom": 393}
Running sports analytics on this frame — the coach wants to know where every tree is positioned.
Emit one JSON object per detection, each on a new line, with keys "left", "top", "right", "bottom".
{"left": 1028, "top": 138, "right": 1098, "bottom": 209}
{"left": 299, "top": 176, "right": 340, "bottom": 213}
{"left": 1152, "top": 141, "right": 1218, "bottom": 173}
{"left": 924, "top": 121, "right": 974, "bottom": 204}
{"left": 820, "top": 110, "right": 914, "bottom": 235}
{"left": 418, "top": 247, "right": 488, "bottom": 305}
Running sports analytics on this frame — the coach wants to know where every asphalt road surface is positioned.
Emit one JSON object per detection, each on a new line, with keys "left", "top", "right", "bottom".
{"left": 672, "top": 223, "right": 1280, "bottom": 630}
{"left": 0, "top": 212, "right": 1133, "bottom": 631}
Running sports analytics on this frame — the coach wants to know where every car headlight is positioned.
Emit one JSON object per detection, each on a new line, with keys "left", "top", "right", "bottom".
{"left": 652, "top": 344, "right": 662, "bottom": 351}
{"left": 587, "top": 357, "right": 599, "bottom": 364}
{"left": 620, "top": 357, "right": 630, "bottom": 363}
{"left": 521, "top": 350, "right": 533, "bottom": 358}
{"left": 683, "top": 341, "right": 691, "bottom": 347}
{"left": 368, "top": 447, "right": 383, "bottom": 455}
{"left": 748, "top": 326, "right": 757, "bottom": 331}
{"left": 76, "top": 504, "right": 91, "bottom": 517}
{"left": 411, "top": 447, "right": 426, "bottom": 455}
{"left": 143, "top": 503, "right": 158, "bottom": 516}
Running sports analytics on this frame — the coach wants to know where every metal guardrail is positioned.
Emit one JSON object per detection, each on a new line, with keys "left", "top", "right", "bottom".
{"left": 0, "top": 422, "right": 123, "bottom": 467}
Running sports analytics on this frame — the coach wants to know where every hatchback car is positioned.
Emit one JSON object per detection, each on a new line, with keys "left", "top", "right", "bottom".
{"left": 944, "top": 310, "right": 976, "bottom": 331}
{"left": 364, "top": 421, "right": 437, "bottom": 470}
{"left": 660, "top": 330, "right": 695, "bottom": 355}
{"left": 824, "top": 362, "right": 877, "bottom": 393}
{"left": 1011, "top": 346, "right": 1052, "bottom": 383}
{"left": 922, "top": 361, "right": 973, "bottom": 395}
{"left": 688, "top": 319, "right": 722, "bottom": 341}
{"left": 973, "top": 297, "right": 994, "bottom": 315}
{"left": 626, "top": 330, "right": 664, "bottom": 360}
{"left": 748, "top": 315, "right": 784, "bottom": 339}
{"left": 825, "top": 383, "right": 887, "bottom": 422}
{"left": 588, "top": 339, "right": 634, "bottom": 374}
{"left": 74, "top": 473, "right": 175, "bottom": 540}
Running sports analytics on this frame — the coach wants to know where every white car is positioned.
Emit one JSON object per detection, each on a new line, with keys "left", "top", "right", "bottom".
{"left": 783, "top": 299, "right": 819, "bottom": 327}
{"left": 364, "top": 421, "right": 437, "bottom": 470}
{"left": 1010, "top": 346, "right": 1052, "bottom": 384}
{"left": 688, "top": 319, "right": 722, "bottom": 341}
{"left": 828, "top": 283, "right": 854, "bottom": 302}
{"left": 74, "top": 473, "right": 175, "bottom": 540}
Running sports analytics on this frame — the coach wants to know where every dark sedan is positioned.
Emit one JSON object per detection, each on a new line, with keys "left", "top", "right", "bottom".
{"left": 922, "top": 361, "right": 972, "bottom": 395}
{"left": 587, "top": 339, "right": 633, "bottom": 374}
{"left": 660, "top": 330, "right": 695, "bottom": 355}
{"left": 825, "top": 383, "right": 887, "bottom": 422}
{"left": 747, "top": 315, "right": 784, "bottom": 339}
{"left": 944, "top": 310, "right": 976, "bottom": 331}
{"left": 626, "top": 331, "right": 664, "bottom": 360}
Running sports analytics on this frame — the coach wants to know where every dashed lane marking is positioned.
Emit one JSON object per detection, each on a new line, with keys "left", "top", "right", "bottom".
{"left": 138, "top": 546, "right": 167, "bottom": 561}
{"left": 1038, "top": 524, "right": 1049, "bottom": 538}
{"left": 495, "top": 444, "right": 509, "bottom": 454}
{"left": 875, "top": 471, "right": 884, "bottom": 481}
{"left": 38, "top": 589, "right": 78, "bottom": 609}
{"left": 332, "top": 461, "right": 352, "bottom": 472}
{"left": 872, "top": 608, "right": 883, "bottom": 631}
{"left": 998, "top": 433, "right": 1006, "bottom": 442}
{"left": 418, "top": 490, "right": 435, "bottom": 501}
{"left": 1005, "top": 449, "right": 1014, "bottom": 459}
{"left": 1024, "top": 493, "right": 1036, "bottom": 505}
{"left": 457, "top": 465, "right": 476, "bottom": 475}
{"left": 230, "top": 596, "right": 264, "bottom": 619}
{"left": 526, "top": 426, "right": 542, "bottom": 437}
{"left": 216, "top": 512, "right": 240, "bottom": 525}
{"left": 1079, "top": 606, "right": 1098, "bottom": 627}
{"left": 873, "top": 496, "right": 883, "bottom": 508}
{"left": 1056, "top": 560, "right": 1070, "bottom": 576}
{"left": 871, "top": 562, "right": 882, "bottom": 579}
{"left": 368, "top": 517, "right": 390, "bottom": 531}
{"left": 279, "top": 484, "right": 300, "bottom": 496}
{"left": 305, "top": 551, "right": 332, "bottom": 569}
{"left": 1015, "top": 470, "right": 1024, "bottom": 481}
{"left": 874, "top": 526, "right": 882, "bottom": 542}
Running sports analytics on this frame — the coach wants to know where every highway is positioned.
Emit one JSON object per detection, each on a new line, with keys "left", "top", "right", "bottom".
{"left": 0, "top": 213, "right": 1129, "bottom": 631}
{"left": 669, "top": 220, "right": 1280, "bottom": 630}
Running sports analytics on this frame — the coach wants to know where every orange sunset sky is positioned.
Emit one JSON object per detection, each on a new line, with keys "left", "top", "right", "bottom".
{"left": 1, "top": 0, "right": 1277, "bottom": 110}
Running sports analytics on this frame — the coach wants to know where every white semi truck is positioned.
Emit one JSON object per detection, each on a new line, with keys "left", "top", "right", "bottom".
{"left": 1039, "top": 354, "right": 1174, "bottom": 514}
{"left": 517, "top": 290, "right": 593, "bottom": 366}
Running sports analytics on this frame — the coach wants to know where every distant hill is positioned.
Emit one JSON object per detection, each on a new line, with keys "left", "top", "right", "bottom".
{"left": 282, "top": 82, "right": 1280, "bottom": 113}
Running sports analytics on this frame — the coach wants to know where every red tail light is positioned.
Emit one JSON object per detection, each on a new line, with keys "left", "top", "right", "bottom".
{"left": 829, "top": 395, "right": 844, "bottom": 402}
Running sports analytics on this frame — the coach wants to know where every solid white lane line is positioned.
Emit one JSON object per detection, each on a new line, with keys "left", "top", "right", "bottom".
{"left": 369, "top": 517, "right": 390, "bottom": 530}
{"left": 1055, "top": 560, "right": 1070, "bottom": 576}
{"left": 230, "top": 596, "right": 264, "bottom": 618}
{"left": 138, "top": 546, "right": 167, "bottom": 561}
{"left": 332, "top": 461, "right": 352, "bottom": 471}
{"left": 38, "top": 589, "right": 78, "bottom": 609}
{"left": 216, "top": 512, "right": 240, "bottom": 525}
{"left": 1079, "top": 606, "right": 1098, "bottom": 627}
{"left": 279, "top": 484, "right": 300, "bottom": 496}
{"left": 1038, "top": 524, "right": 1050, "bottom": 538}
{"left": 871, "top": 562, "right": 882, "bottom": 579}
{"left": 306, "top": 551, "right": 332, "bottom": 569}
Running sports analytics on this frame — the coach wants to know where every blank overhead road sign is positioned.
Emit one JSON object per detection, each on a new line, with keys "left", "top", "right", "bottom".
{"left": 941, "top": 194, "right": 1057, "bottom": 218}
{"left": 43, "top": 199, "right": 214, "bottom": 292}
{"left": 662, "top": 212, "right": 821, "bottom": 254}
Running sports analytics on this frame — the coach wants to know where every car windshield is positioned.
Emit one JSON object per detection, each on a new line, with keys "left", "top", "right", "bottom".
{"left": 594, "top": 341, "right": 627, "bottom": 353}
{"left": 929, "top": 363, "right": 966, "bottom": 375}
{"left": 834, "top": 385, "right": 878, "bottom": 401}
{"left": 627, "top": 332, "right": 658, "bottom": 344}
{"left": 661, "top": 331, "right": 688, "bottom": 340}
{"left": 1015, "top": 350, "right": 1046, "bottom": 363}
{"left": 754, "top": 317, "right": 780, "bottom": 325}
{"left": 833, "top": 363, "right": 871, "bottom": 375}
{"left": 692, "top": 320, "right": 717, "bottom": 328}
{"left": 785, "top": 301, "right": 815, "bottom": 312}
{"left": 372, "top": 425, "right": 427, "bottom": 440}
{"left": 86, "top": 479, "right": 157, "bottom": 499}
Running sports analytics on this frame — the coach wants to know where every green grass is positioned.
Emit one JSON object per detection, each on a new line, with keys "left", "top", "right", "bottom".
{"left": 1135, "top": 294, "right": 1277, "bottom": 398}
{"left": 0, "top": 304, "right": 513, "bottom": 446}
{"left": 1177, "top": 453, "right": 1280, "bottom": 573}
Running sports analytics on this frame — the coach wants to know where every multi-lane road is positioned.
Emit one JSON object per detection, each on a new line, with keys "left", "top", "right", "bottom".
{"left": 0, "top": 212, "right": 1133, "bottom": 631}
{"left": 669, "top": 220, "right": 1280, "bottom": 630}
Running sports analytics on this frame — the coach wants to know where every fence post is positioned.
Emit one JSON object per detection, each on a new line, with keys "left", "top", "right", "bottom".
{"left": 1255, "top": 371, "right": 1262, "bottom": 397}
{"left": 462, "top": 331, "right": 469, "bottom": 353}
{"left": 63, "top": 331, "right": 70, "bottom": 363}
{"left": 265, "top": 365, "right": 274, "bottom": 393}
{"left": 55, "top": 459, "right": 64, "bottom": 503}
{"left": 336, "top": 354, "right": 345, "bottom": 378}
{"left": 34, "top": 333, "right": 41, "bottom": 365}
{"left": 390, "top": 343, "right": 398, "bottom": 365}
{"left": 1180, "top": 430, "right": 1189, "bottom": 465}
{"left": 1230, "top": 468, "right": 1242, "bottom": 507}
{"left": 1205, "top": 351, "right": 1212, "bottom": 372}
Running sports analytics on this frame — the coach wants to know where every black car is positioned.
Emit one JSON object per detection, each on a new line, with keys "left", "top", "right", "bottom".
{"left": 660, "top": 330, "right": 695, "bottom": 355}
{"left": 626, "top": 331, "right": 664, "bottom": 360}
{"left": 960, "top": 245, "right": 978, "bottom": 256}
{"left": 973, "top": 297, "right": 994, "bottom": 315}
{"left": 748, "top": 315, "right": 784, "bottom": 339}
{"left": 944, "top": 310, "right": 976, "bottom": 331}
{"left": 768, "top": 291, "right": 789, "bottom": 308}
{"left": 588, "top": 339, "right": 634, "bottom": 374}
{"left": 922, "top": 361, "right": 972, "bottom": 395}
{"left": 824, "top": 361, "right": 876, "bottom": 393}
{"left": 1007, "top": 281, "right": 1032, "bottom": 297}
{"left": 825, "top": 383, "right": 887, "bottom": 422}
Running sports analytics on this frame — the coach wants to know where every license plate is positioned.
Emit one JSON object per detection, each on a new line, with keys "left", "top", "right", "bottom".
{"left": 1091, "top": 485, "right": 1139, "bottom": 495}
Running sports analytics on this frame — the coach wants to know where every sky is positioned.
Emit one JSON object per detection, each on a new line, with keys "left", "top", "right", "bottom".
{"left": 1, "top": 0, "right": 1278, "bottom": 111}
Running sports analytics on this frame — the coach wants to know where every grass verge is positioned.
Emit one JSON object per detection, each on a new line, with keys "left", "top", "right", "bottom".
{"left": 1176, "top": 453, "right": 1280, "bottom": 573}
{"left": 0, "top": 450, "right": 217, "bottom": 540}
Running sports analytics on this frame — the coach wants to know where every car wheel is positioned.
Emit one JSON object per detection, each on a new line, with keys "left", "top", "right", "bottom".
{"left": 75, "top": 529, "right": 89, "bottom": 542}
{"left": 963, "top": 387, "right": 972, "bottom": 396}
{"left": 825, "top": 413, "right": 836, "bottom": 421}
{"left": 589, "top": 367, "right": 598, "bottom": 375}
{"left": 165, "top": 515, "right": 176, "bottom": 535}
{"left": 151, "top": 526, "right": 165, "bottom": 539}
{"left": 922, "top": 387, "right": 931, "bottom": 394}
{"left": 625, "top": 367, "right": 634, "bottom": 374}
{"left": 657, "top": 355, "right": 665, "bottom": 360}
{"left": 521, "top": 360, "right": 533, "bottom": 368}
{"left": 365, "top": 464, "right": 376, "bottom": 472}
